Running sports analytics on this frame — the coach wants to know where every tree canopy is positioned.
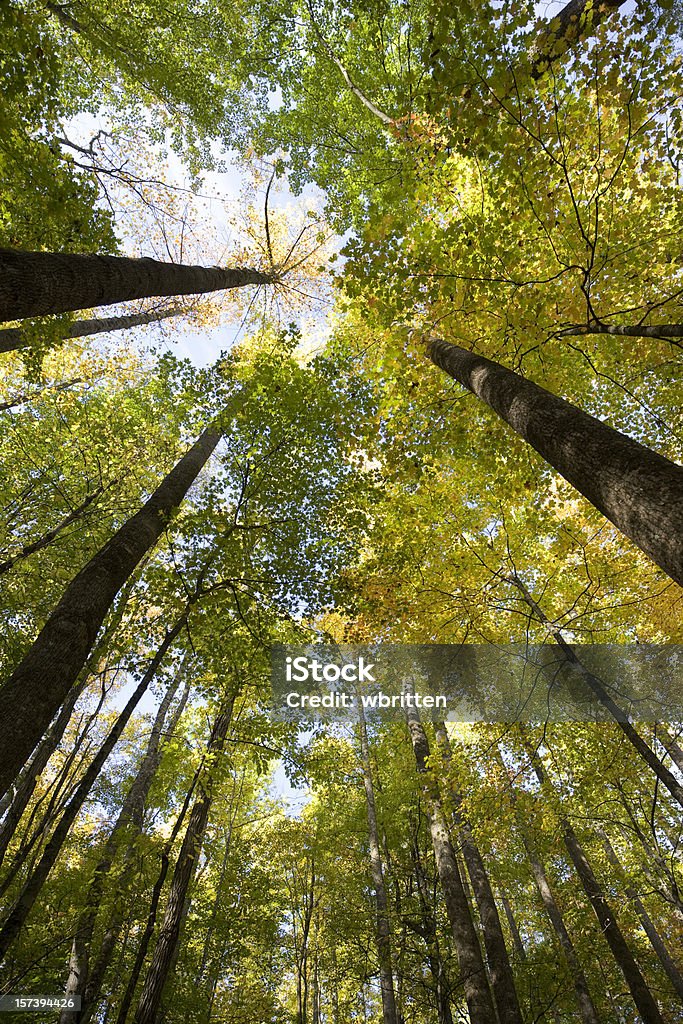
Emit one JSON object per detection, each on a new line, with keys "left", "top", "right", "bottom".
{"left": 0, "top": 1, "right": 681, "bottom": 1022}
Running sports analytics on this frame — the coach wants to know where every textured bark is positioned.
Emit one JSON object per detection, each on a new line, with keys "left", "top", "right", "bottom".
{"left": 599, "top": 831, "right": 683, "bottom": 1001}
{"left": 531, "top": 0, "right": 626, "bottom": 77}
{"left": 427, "top": 336, "right": 683, "bottom": 585}
{"left": 132, "top": 695, "right": 236, "bottom": 1024}
{"left": 434, "top": 723, "right": 523, "bottom": 1024}
{"left": 0, "top": 487, "right": 104, "bottom": 576}
{"left": 0, "top": 615, "right": 188, "bottom": 959}
{"left": 404, "top": 707, "right": 498, "bottom": 1024}
{"left": 0, "top": 423, "right": 222, "bottom": 799}
{"left": 357, "top": 698, "right": 399, "bottom": 1024}
{"left": 0, "top": 567, "right": 139, "bottom": 827}
{"left": 0, "top": 676, "right": 86, "bottom": 867}
{"left": 528, "top": 753, "right": 666, "bottom": 1024}
{"left": 0, "top": 248, "right": 273, "bottom": 321}
{"left": 0, "top": 308, "right": 187, "bottom": 353}
{"left": 60, "top": 663, "right": 188, "bottom": 1024}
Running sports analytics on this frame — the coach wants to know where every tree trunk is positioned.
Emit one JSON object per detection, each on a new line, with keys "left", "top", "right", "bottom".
{"left": 60, "top": 660, "right": 189, "bottom": 1024}
{"left": 410, "top": 837, "right": 455, "bottom": 1024}
{"left": 0, "top": 566, "right": 141, "bottom": 829}
{"left": 507, "top": 786, "right": 600, "bottom": 1024}
{"left": 657, "top": 725, "right": 683, "bottom": 775}
{"left": 0, "top": 487, "right": 104, "bottom": 577}
{"left": 0, "top": 676, "right": 86, "bottom": 868}
{"left": 505, "top": 572, "right": 683, "bottom": 811}
{"left": 528, "top": 750, "right": 666, "bottom": 1024}
{"left": 0, "top": 248, "right": 273, "bottom": 321}
{"left": 79, "top": 676, "right": 191, "bottom": 1024}
{"left": 427, "top": 336, "right": 683, "bottom": 585}
{"left": 404, "top": 706, "right": 498, "bottom": 1024}
{"left": 0, "top": 612, "right": 189, "bottom": 959}
{"left": 132, "top": 693, "right": 236, "bottom": 1024}
{"left": 113, "top": 767, "right": 200, "bottom": 1024}
{"left": 599, "top": 830, "right": 683, "bottom": 1001}
{"left": 0, "top": 307, "right": 189, "bottom": 354}
{"left": 357, "top": 697, "right": 399, "bottom": 1024}
{"left": 434, "top": 722, "right": 523, "bottom": 1024}
{"left": 531, "top": 0, "right": 626, "bottom": 77}
{"left": 0, "top": 421, "right": 222, "bottom": 799}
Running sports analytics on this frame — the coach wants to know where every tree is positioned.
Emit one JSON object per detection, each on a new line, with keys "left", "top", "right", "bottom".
{"left": 0, "top": 249, "right": 274, "bottom": 322}
{"left": 424, "top": 335, "right": 683, "bottom": 586}
{"left": 0, "top": 420, "right": 223, "bottom": 798}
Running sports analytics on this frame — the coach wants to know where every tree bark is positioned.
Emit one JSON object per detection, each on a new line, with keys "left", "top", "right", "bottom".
{"left": 0, "top": 308, "right": 188, "bottom": 354}
{"left": 0, "top": 422, "right": 222, "bottom": 800}
{"left": 599, "top": 830, "right": 683, "bottom": 1001}
{"left": 113, "top": 764, "right": 200, "bottom": 1024}
{"left": 433, "top": 722, "right": 523, "bottom": 1024}
{"left": 0, "top": 565, "right": 141, "bottom": 827}
{"left": 60, "top": 660, "right": 189, "bottom": 1024}
{"left": 500, "top": 759, "right": 600, "bottom": 1024}
{"left": 0, "top": 249, "right": 273, "bottom": 322}
{"left": 404, "top": 706, "right": 498, "bottom": 1024}
{"left": 0, "top": 613, "right": 189, "bottom": 960}
{"left": 132, "top": 693, "right": 236, "bottom": 1024}
{"left": 531, "top": 0, "right": 626, "bottom": 77}
{"left": 528, "top": 750, "right": 667, "bottom": 1024}
{"left": 357, "top": 698, "right": 399, "bottom": 1024}
{"left": 79, "top": 675, "right": 191, "bottom": 1024}
{"left": 427, "top": 336, "right": 683, "bottom": 585}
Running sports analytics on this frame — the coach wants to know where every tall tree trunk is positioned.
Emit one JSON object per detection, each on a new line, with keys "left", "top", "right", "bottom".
{"left": 0, "top": 677, "right": 86, "bottom": 867}
{"left": 426, "top": 336, "right": 683, "bottom": 585}
{"left": 0, "top": 565, "right": 141, "bottom": 830}
{"left": 0, "top": 486, "right": 104, "bottom": 577}
{"left": 499, "top": 755, "right": 600, "bottom": 1024}
{"left": 132, "top": 693, "right": 236, "bottom": 1024}
{"left": 410, "top": 836, "right": 455, "bottom": 1024}
{"left": 434, "top": 722, "right": 523, "bottom": 1024}
{"left": 113, "top": 763, "right": 201, "bottom": 1024}
{"left": 0, "top": 307, "right": 189, "bottom": 354}
{"left": 404, "top": 706, "right": 498, "bottom": 1024}
{"left": 528, "top": 749, "right": 667, "bottom": 1024}
{"left": 599, "top": 830, "right": 683, "bottom": 1001}
{"left": 357, "top": 698, "right": 399, "bottom": 1024}
{"left": 504, "top": 572, "right": 683, "bottom": 810}
{"left": 60, "top": 659, "right": 189, "bottom": 1024}
{"left": 0, "top": 612, "right": 190, "bottom": 959}
{"left": 0, "top": 249, "right": 273, "bottom": 321}
{"left": 0, "top": 421, "right": 222, "bottom": 799}
{"left": 79, "top": 676, "right": 191, "bottom": 1024}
